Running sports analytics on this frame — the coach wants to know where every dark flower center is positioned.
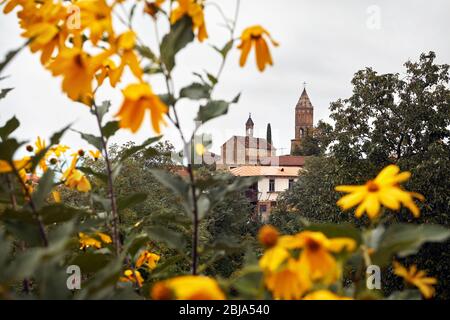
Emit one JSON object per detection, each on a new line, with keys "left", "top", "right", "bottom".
{"left": 306, "top": 238, "right": 321, "bottom": 252}
{"left": 366, "top": 180, "right": 379, "bottom": 192}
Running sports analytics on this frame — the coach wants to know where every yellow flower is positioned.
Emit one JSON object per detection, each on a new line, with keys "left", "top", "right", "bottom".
{"left": 238, "top": 25, "right": 279, "bottom": 72}
{"left": 259, "top": 234, "right": 303, "bottom": 273}
{"left": 61, "top": 152, "right": 92, "bottom": 192}
{"left": 78, "top": 232, "right": 102, "bottom": 250}
{"left": 96, "top": 232, "right": 112, "bottom": 244}
{"left": 88, "top": 149, "right": 102, "bottom": 161}
{"left": 120, "top": 269, "right": 144, "bottom": 287}
{"left": 336, "top": 165, "right": 425, "bottom": 220}
{"left": 0, "top": 156, "right": 31, "bottom": 173}
{"left": 2, "top": 0, "right": 27, "bottom": 14}
{"left": 110, "top": 31, "right": 143, "bottom": 84}
{"left": 96, "top": 59, "right": 120, "bottom": 87}
{"left": 393, "top": 261, "right": 437, "bottom": 299}
{"left": 264, "top": 258, "right": 311, "bottom": 300}
{"left": 48, "top": 47, "right": 112, "bottom": 102}
{"left": 171, "top": 0, "right": 208, "bottom": 42}
{"left": 52, "top": 190, "right": 61, "bottom": 203}
{"left": 303, "top": 290, "right": 353, "bottom": 300}
{"left": 151, "top": 276, "right": 225, "bottom": 300}
{"left": 136, "top": 250, "right": 160, "bottom": 269}
{"left": 144, "top": 0, "right": 165, "bottom": 17}
{"left": 258, "top": 224, "right": 280, "bottom": 248}
{"left": 49, "top": 144, "right": 70, "bottom": 157}
{"left": 35, "top": 136, "right": 46, "bottom": 152}
{"left": 20, "top": 1, "right": 68, "bottom": 65}
{"left": 116, "top": 83, "right": 167, "bottom": 133}
{"left": 62, "top": 163, "right": 92, "bottom": 193}
{"left": 258, "top": 230, "right": 312, "bottom": 300}
{"left": 76, "top": 0, "right": 114, "bottom": 45}
{"left": 296, "top": 231, "right": 356, "bottom": 283}
{"left": 34, "top": 136, "right": 49, "bottom": 171}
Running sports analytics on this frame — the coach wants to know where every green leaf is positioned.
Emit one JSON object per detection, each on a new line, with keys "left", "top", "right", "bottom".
{"left": 160, "top": 16, "right": 194, "bottom": 71}
{"left": 94, "top": 100, "right": 111, "bottom": 123}
{"left": 124, "top": 233, "right": 151, "bottom": 257}
{"left": 372, "top": 223, "right": 450, "bottom": 267}
{"left": 387, "top": 289, "right": 421, "bottom": 300}
{"left": 0, "top": 88, "right": 13, "bottom": 100}
{"left": 180, "top": 82, "right": 211, "bottom": 100}
{"left": 305, "top": 222, "right": 362, "bottom": 245}
{"left": 3, "top": 219, "right": 42, "bottom": 246}
{"left": 31, "top": 170, "right": 55, "bottom": 211}
{"left": 78, "top": 166, "right": 108, "bottom": 184}
{"left": 213, "top": 39, "right": 234, "bottom": 58}
{"left": 0, "top": 41, "right": 28, "bottom": 75}
{"left": 117, "top": 192, "right": 148, "bottom": 211}
{"left": 146, "top": 226, "right": 186, "bottom": 250}
{"left": 197, "top": 194, "right": 211, "bottom": 220}
{"left": 49, "top": 124, "right": 71, "bottom": 145}
{"left": 206, "top": 73, "right": 218, "bottom": 86}
{"left": 143, "top": 64, "right": 163, "bottom": 75}
{"left": 0, "top": 138, "right": 22, "bottom": 161}
{"left": 39, "top": 204, "right": 88, "bottom": 225}
{"left": 120, "top": 136, "right": 162, "bottom": 161}
{"left": 70, "top": 251, "right": 112, "bottom": 274}
{"left": 111, "top": 162, "right": 122, "bottom": 181}
{"left": 231, "top": 92, "right": 241, "bottom": 103}
{"left": 74, "top": 130, "right": 103, "bottom": 151}
{"left": 136, "top": 45, "right": 156, "bottom": 61}
{"left": 128, "top": 2, "right": 137, "bottom": 25}
{"left": 91, "top": 193, "right": 111, "bottom": 212}
{"left": 149, "top": 168, "right": 189, "bottom": 198}
{"left": 149, "top": 168, "right": 192, "bottom": 215}
{"left": 158, "top": 93, "right": 176, "bottom": 107}
{"left": 196, "top": 100, "right": 229, "bottom": 123}
{"left": 0, "top": 116, "right": 19, "bottom": 140}
{"left": 102, "top": 120, "right": 120, "bottom": 140}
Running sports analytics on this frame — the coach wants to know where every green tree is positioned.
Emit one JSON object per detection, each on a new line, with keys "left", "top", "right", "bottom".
{"left": 292, "top": 120, "right": 334, "bottom": 156}
{"left": 266, "top": 123, "right": 272, "bottom": 146}
{"left": 272, "top": 52, "right": 450, "bottom": 298}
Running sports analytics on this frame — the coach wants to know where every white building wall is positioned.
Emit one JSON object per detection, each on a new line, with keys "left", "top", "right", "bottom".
{"left": 258, "top": 176, "right": 297, "bottom": 201}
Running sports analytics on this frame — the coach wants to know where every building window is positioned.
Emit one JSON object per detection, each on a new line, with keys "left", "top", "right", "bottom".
{"left": 289, "top": 179, "right": 294, "bottom": 190}
{"left": 300, "top": 128, "right": 305, "bottom": 137}
{"left": 269, "top": 179, "right": 275, "bottom": 192}
{"left": 260, "top": 204, "right": 267, "bottom": 213}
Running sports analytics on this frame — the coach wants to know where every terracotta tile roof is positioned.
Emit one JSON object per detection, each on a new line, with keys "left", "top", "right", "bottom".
{"left": 258, "top": 155, "right": 305, "bottom": 167}
{"left": 230, "top": 166, "right": 302, "bottom": 177}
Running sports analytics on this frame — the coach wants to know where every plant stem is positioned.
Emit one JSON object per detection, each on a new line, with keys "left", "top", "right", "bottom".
{"left": 4, "top": 174, "right": 31, "bottom": 293}
{"left": 92, "top": 103, "right": 121, "bottom": 256}
{"left": 10, "top": 166, "right": 48, "bottom": 247}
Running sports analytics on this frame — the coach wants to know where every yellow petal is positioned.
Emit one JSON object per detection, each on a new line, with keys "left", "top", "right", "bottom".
{"left": 337, "top": 190, "right": 366, "bottom": 210}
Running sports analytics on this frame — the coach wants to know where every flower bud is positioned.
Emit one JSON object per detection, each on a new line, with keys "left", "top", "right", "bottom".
{"left": 258, "top": 225, "right": 279, "bottom": 248}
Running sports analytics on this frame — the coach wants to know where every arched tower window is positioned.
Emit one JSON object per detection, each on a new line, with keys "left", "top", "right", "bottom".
{"left": 300, "top": 128, "right": 305, "bottom": 137}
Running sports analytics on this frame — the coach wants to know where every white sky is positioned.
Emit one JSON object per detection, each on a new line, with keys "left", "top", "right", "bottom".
{"left": 1, "top": 0, "right": 449, "bottom": 156}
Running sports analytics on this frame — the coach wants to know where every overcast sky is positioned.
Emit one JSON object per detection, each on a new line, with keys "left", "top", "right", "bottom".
{"left": 1, "top": 0, "right": 449, "bottom": 156}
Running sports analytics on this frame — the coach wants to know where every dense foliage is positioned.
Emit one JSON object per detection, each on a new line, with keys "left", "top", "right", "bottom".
{"left": 271, "top": 52, "right": 450, "bottom": 298}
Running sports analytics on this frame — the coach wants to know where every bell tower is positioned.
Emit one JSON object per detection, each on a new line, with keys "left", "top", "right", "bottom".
{"left": 291, "top": 87, "right": 314, "bottom": 154}
{"left": 246, "top": 113, "right": 254, "bottom": 137}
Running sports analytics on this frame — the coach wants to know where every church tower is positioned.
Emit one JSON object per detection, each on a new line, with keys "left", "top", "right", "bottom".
{"left": 290, "top": 88, "right": 314, "bottom": 154}
{"left": 246, "top": 113, "right": 254, "bottom": 137}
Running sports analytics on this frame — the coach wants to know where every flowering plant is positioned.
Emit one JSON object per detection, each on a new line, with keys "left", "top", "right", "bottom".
{"left": 0, "top": 0, "right": 448, "bottom": 300}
